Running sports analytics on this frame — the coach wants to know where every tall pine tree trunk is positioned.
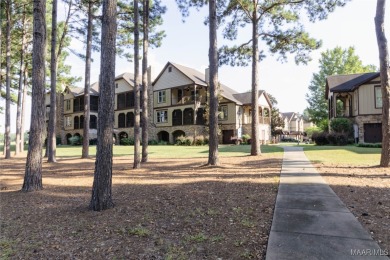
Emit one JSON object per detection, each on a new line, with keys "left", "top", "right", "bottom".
{"left": 21, "top": 62, "right": 29, "bottom": 153}
{"left": 82, "top": 0, "right": 93, "bottom": 159}
{"left": 133, "top": 0, "right": 141, "bottom": 169}
{"left": 15, "top": 9, "right": 27, "bottom": 156}
{"left": 375, "top": 0, "right": 390, "bottom": 167}
{"left": 48, "top": 0, "right": 58, "bottom": 163}
{"left": 89, "top": 0, "right": 116, "bottom": 211}
{"left": 22, "top": 0, "right": 47, "bottom": 192}
{"left": 251, "top": 9, "right": 261, "bottom": 156}
{"left": 207, "top": 0, "right": 219, "bottom": 166}
{"left": 4, "top": 0, "right": 12, "bottom": 159}
{"left": 141, "top": 0, "right": 149, "bottom": 163}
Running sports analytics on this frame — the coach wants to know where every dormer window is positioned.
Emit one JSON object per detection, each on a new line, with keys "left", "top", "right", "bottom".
{"left": 168, "top": 67, "right": 172, "bottom": 72}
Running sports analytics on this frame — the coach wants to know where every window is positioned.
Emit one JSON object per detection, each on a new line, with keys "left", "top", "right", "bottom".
{"left": 157, "top": 110, "right": 168, "bottom": 123}
{"left": 168, "top": 67, "right": 172, "bottom": 72}
{"left": 117, "top": 93, "right": 126, "bottom": 109}
{"left": 80, "top": 115, "right": 84, "bottom": 129}
{"left": 126, "top": 112, "right": 134, "bottom": 127}
{"left": 118, "top": 113, "right": 126, "bottom": 128}
{"left": 73, "top": 96, "right": 84, "bottom": 112}
{"left": 117, "top": 92, "right": 134, "bottom": 109}
{"left": 172, "top": 109, "right": 183, "bottom": 126}
{"left": 218, "top": 105, "right": 228, "bottom": 120}
{"left": 65, "top": 100, "right": 71, "bottom": 111}
{"left": 90, "top": 115, "right": 97, "bottom": 129}
{"left": 158, "top": 91, "right": 166, "bottom": 103}
{"left": 375, "top": 86, "right": 382, "bottom": 108}
{"left": 90, "top": 96, "right": 99, "bottom": 111}
{"left": 196, "top": 108, "right": 205, "bottom": 125}
{"left": 183, "top": 108, "right": 194, "bottom": 125}
{"left": 65, "top": 116, "right": 72, "bottom": 127}
{"left": 74, "top": 116, "right": 80, "bottom": 129}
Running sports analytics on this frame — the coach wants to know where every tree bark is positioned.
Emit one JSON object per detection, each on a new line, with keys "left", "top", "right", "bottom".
{"left": 133, "top": 0, "right": 141, "bottom": 169}
{"left": 48, "top": 0, "right": 58, "bottom": 163}
{"left": 4, "top": 0, "right": 12, "bottom": 159}
{"left": 82, "top": 0, "right": 93, "bottom": 159}
{"left": 89, "top": 0, "right": 116, "bottom": 211}
{"left": 375, "top": 0, "right": 390, "bottom": 167}
{"left": 207, "top": 0, "right": 219, "bottom": 166}
{"left": 21, "top": 62, "right": 29, "bottom": 153}
{"left": 141, "top": 0, "right": 150, "bottom": 163}
{"left": 22, "top": 0, "right": 47, "bottom": 192}
{"left": 251, "top": 7, "right": 261, "bottom": 156}
{"left": 15, "top": 9, "right": 27, "bottom": 156}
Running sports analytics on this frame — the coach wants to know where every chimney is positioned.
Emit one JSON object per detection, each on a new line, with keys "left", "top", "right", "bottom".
{"left": 205, "top": 68, "right": 210, "bottom": 85}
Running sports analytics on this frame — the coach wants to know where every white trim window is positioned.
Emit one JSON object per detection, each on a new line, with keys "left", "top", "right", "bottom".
{"left": 218, "top": 105, "right": 228, "bottom": 120}
{"left": 65, "top": 100, "right": 71, "bottom": 111}
{"left": 65, "top": 116, "right": 72, "bottom": 127}
{"left": 375, "top": 86, "right": 382, "bottom": 108}
{"left": 158, "top": 90, "right": 166, "bottom": 103}
{"left": 157, "top": 110, "right": 168, "bottom": 123}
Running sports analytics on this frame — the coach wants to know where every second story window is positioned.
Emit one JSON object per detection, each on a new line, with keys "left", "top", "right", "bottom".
{"left": 191, "top": 90, "right": 199, "bottom": 101}
{"left": 218, "top": 105, "right": 228, "bottom": 120}
{"left": 73, "top": 97, "right": 84, "bottom": 112}
{"left": 65, "top": 116, "right": 72, "bottom": 127}
{"left": 65, "top": 100, "right": 71, "bottom": 111}
{"left": 157, "top": 110, "right": 167, "bottom": 123}
{"left": 158, "top": 91, "right": 166, "bottom": 103}
{"left": 375, "top": 86, "right": 382, "bottom": 108}
{"left": 117, "top": 92, "right": 134, "bottom": 109}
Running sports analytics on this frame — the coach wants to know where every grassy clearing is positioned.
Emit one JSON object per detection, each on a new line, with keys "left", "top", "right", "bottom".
{"left": 301, "top": 145, "right": 381, "bottom": 166}
{"left": 2, "top": 144, "right": 284, "bottom": 159}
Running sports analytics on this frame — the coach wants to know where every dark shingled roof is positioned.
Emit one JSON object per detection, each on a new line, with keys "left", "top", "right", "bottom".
{"left": 325, "top": 72, "right": 379, "bottom": 99}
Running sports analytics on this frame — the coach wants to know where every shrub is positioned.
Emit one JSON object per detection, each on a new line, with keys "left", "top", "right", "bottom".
{"left": 305, "top": 127, "right": 321, "bottom": 139}
{"left": 357, "top": 143, "right": 382, "bottom": 148}
{"left": 68, "top": 136, "right": 82, "bottom": 146}
{"left": 175, "top": 136, "right": 186, "bottom": 146}
{"left": 157, "top": 140, "right": 168, "bottom": 145}
{"left": 327, "top": 132, "right": 348, "bottom": 146}
{"left": 120, "top": 137, "right": 134, "bottom": 145}
{"left": 281, "top": 137, "right": 298, "bottom": 142}
{"left": 242, "top": 134, "right": 251, "bottom": 144}
{"left": 148, "top": 139, "right": 158, "bottom": 145}
{"left": 89, "top": 138, "right": 98, "bottom": 145}
{"left": 330, "top": 118, "right": 353, "bottom": 135}
{"left": 312, "top": 132, "right": 329, "bottom": 145}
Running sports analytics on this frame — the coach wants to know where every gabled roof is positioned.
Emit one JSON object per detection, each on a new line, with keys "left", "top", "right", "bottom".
{"left": 115, "top": 72, "right": 136, "bottom": 87}
{"left": 232, "top": 90, "right": 272, "bottom": 107}
{"left": 325, "top": 72, "right": 379, "bottom": 99}
{"left": 282, "top": 112, "right": 295, "bottom": 122}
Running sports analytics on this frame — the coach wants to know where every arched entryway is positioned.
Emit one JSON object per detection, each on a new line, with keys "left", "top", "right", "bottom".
{"left": 172, "top": 130, "right": 185, "bottom": 143}
{"left": 66, "top": 133, "right": 72, "bottom": 145}
{"left": 119, "top": 131, "right": 128, "bottom": 145}
{"left": 157, "top": 131, "right": 169, "bottom": 143}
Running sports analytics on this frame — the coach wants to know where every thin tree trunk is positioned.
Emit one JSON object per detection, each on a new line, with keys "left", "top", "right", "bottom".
{"left": 207, "top": 0, "right": 219, "bottom": 166}
{"left": 48, "top": 0, "right": 58, "bottom": 163}
{"left": 22, "top": 0, "right": 47, "bottom": 192}
{"left": 15, "top": 10, "right": 27, "bottom": 156}
{"left": 21, "top": 64, "right": 29, "bottom": 153}
{"left": 375, "top": 0, "right": 390, "bottom": 167}
{"left": 133, "top": 0, "right": 141, "bottom": 169}
{"left": 141, "top": 0, "right": 149, "bottom": 163}
{"left": 4, "top": 0, "right": 12, "bottom": 159}
{"left": 89, "top": 0, "right": 116, "bottom": 211}
{"left": 82, "top": 0, "right": 93, "bottom": 158}
{"left": 251, "top": 10, "right": 261, "bottom": 156}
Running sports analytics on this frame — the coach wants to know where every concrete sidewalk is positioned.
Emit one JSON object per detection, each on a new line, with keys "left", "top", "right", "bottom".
{"left": 266, "top": 146, "right": 388, "bottom": 260}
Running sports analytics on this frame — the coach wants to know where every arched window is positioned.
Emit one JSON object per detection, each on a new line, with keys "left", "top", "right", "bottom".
{"left": 126, "top": 112, "right": 134, "bottom": 127}
{"left": 80, "top": 115, "right": 84, "bottom": 129}
{"left": 172, "top": 109, "right": 182, "bottom": 126}
{"left": 74, "top": 116, "right": 79, "bottom": 129}
{"left": 118, "top": 113, "right": 126, "bottom": 128}
{"left": 196, "top": 108, "right": 205, "bottom": 125}
{"left": 90, "top": 115, "right": 97, "bottom": 129}
{"left": 183, "top": 108, "right": 194, "bottom": 125}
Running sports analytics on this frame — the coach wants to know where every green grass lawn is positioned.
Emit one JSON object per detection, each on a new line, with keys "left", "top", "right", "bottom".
{"left": 282, "top": 144, "right": 382, "bottom": 166}
{"left": 1, "top": 143, "right": 284, "bottom": 159}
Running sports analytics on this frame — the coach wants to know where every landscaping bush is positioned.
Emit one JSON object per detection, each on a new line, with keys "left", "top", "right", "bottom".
{"left": 242, "top": 134, "right": 251, "bottom": 144}
{"left": 357, "top": 143, "right": 382, "bottom": 148}
{"left": 312, "top": 132, "right": 329, "bottom": 145}
{"left": 330, "top": 118, "right": 353, "bottom": 135}
{"left": 327, "top": 132, "right": 348, "bottom": 146}
{"left": 120, "top": 137, "right": 134, "bottom": 146}
{"left": 281, "top": 137, "right": 299, "bottom": 142}
{"left": 68, "top": 136, "right": 82, "bottom": 146}
{"left": 148, "top": 139, "right": 159, "bottom": 145}
{"left": 175, "top": 136, "right": 187, "bottom": 146}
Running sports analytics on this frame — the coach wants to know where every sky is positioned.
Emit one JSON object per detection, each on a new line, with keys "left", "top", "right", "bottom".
{"left": 1, "top": 0, "right": 389, "bottom": 133}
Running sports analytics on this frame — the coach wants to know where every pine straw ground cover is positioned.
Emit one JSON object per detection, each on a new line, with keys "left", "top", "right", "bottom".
{"left": 0, "top": 152, "right": 282, "bottom": 259}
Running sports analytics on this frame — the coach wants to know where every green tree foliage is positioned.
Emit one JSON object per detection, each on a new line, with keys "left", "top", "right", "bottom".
{"left": 306, "top": 46, "right": 376, "bottom": 125}
{"left": 267, "top": 93, "right": 284, "bottom": 137}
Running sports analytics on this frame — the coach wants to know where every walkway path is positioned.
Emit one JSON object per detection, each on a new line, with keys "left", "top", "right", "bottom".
{"left": 266, "top": 146, "right": 388, "bottom": 260}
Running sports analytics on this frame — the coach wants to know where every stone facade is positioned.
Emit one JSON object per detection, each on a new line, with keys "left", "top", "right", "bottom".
{"left": 354, "top": 115, "right": 382, "bottom": 143}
